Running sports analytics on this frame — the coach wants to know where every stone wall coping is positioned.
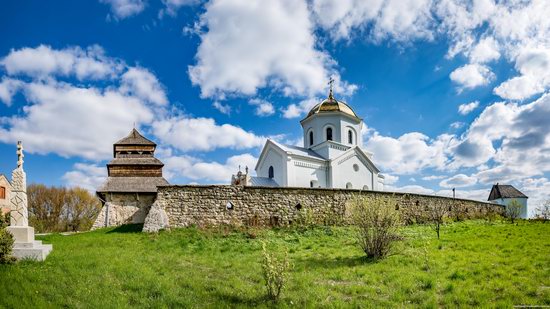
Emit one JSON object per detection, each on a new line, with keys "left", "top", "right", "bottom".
{"left": 157, "top": 184, "right": 499, "bottom": 207}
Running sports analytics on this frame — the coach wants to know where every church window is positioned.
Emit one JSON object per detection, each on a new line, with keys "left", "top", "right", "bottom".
{"left": 353, "top": 164, "right": 359, "bottom": 172}
{"left": 309, "top": 131, "right": 314, "bottom": 146}
{"left": 268, "top": 166, "right": 274, "bottom": 178}
{"left": 0, "top": 186, "right": 5, "bottom": 199}
{"left": 348, "top": 130, "right": 353, "bottom": 144}
{"left": 363, "top": 185, "right": 369, "bottom": 190}
{"left": 346, "top": 182, "right": 353, "bottom": 189}
{"left": 326, "top": 127, "right": 333, "bottom": 141}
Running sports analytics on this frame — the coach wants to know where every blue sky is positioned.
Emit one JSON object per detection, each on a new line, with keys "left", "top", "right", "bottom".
{"left": 1, "top": 0, "right": 550, "bottom": 213}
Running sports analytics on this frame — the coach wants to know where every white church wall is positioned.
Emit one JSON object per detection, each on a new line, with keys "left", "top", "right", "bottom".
{"left": 311, "top": 141, "right": 348, "bottom": 160}
{"left": 339, "top": 117, "right": 362, "bottom": 147}
{"left": 302, "top": 114, "right": 343, "bottom": 148}
{"left": 331, "top": 154, "right": 373, "bottom": 190}
{"left": 287, "top": 158, "right": 328, "bottom": 188}
{"left": 257, "top": 148, "right": 287, "bottom": 186}
{"left": 498, "top": 197, "right": 529, "bottom": 219}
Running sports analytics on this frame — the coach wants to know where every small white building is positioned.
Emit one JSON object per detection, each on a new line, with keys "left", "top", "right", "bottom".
{"left": 0, "top": 174, "right": 12, "bottom": 216}
{"left": 488, "top": 184, "right": 529, "bottom": 218}
{"left": 237, "top": 89, "right": 384, "bottom": 190}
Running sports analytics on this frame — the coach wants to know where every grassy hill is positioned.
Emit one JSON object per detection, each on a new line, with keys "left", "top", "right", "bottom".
{"left": 1, "top": 221, "right": 549, "bottom": 308}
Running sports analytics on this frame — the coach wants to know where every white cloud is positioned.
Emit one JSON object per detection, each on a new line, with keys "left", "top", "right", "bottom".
{"left": 365, "top": 131, "right": 452, "bottom": 174}
{"left": 1, "top": 45, "right": 122, "bottom": 80}
{"left": 62, "top": 163, "right": 107, "bottom": 192}
{"left": 0, "top": 45, "right": 274, "bottom": 162}
{"left": 100, "top": 0, "right": 146, "bottom": 19}
{"left": 312, "top": 0, "right": 433, "bottom": 42}
{"left": 249, "top": 98, "right": 275, "bottom": 117}
{"left": 212, "top": 101, "right": 231, "bottom": 115}
{"left": 159, "top": 0, "right": 198, "bottom": 17}
{"left": 518, "top": 177, "right": 550, "bottom": 217}
{"left": 451, "top": 94, "right": 550, "bottom": 182}
{"left": 383, "top": 174, "right": 399, "bottom": 185}
{"left": 0, "top": 81, "right": 154, "bottom": 160}
{"left": 450, "top": 121, "right": 464, "bottom": 129}
{"left": 0, "top": 45, "right": 174, "bottom": 160}
{"left": 388, "top": 184, "right": 435, "bottom": 195}
{"left": 468, "top": 37, "right": 500, "bottom": 63}
{"left": 0, "top": 78, "right": 23, "bottom": 106}
{"left": 120, "top": 67, "right": 168, "bottom": 106}
{"left": 421, "top": 175, "right": 446, "bottom": 181}
{"left": 163, "top": 153, "right": 257, "bottom": 183}
{"left": 494, "top": 48, "right": 550, "bottom": 100}
{"left": 151, "top": 116, "right": 265, "bottom": 152}
{"left": 439, "top": 173, "right": 477, "bottom": 188}
{"left": 458, "top": 101, "right": 479, "bottom": 115}
{"left": 188, "top": 0, "right": 354, "bottom": 99}
{"left": 450, "top": 64, "right": 494, "bottom": 90}
{"left": 282, "top": 97, "right": 319, "bottom": 119}
{"left": 309, "top": 1, "right": 550, "bottom": 100}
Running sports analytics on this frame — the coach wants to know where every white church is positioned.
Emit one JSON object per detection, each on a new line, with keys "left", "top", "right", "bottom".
{"left": 232, "top": 86, "right": 385, "bottom": 190}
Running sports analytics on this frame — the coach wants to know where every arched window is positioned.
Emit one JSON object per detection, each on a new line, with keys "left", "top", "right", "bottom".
{"left": 346, "top": 182, "right": 353, "bottom": 189}
{"left": 0, "top": 186, "right": 5, "bottom": 199}
{"left": 268, "top": 166, "right": 274, "bottom": 179}
{"left": 363, "top": 185, "right": 369, "bottom": 190}
{"left": 348, "top": 130, "right": 353, "bottom": 144}
{"left": 309, "top": 131, "right": 314, "bottom": 146}
{"left": 326, "top": 127, "right": 333, "bottom": 141}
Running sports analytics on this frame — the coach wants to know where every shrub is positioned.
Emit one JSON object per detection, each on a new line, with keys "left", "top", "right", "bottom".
{"left": 535, "top": 200, "right": 550, "bottom": 222}
{"left": 260, "top": 242, "right": 290, "bottom": 302}
{"left": 506, "top": 199, "right": 522, "bottom": 224}
{"left": 0, "top": 212, "right": 9, "bottom": 228}
{"left": 428, "top": 201, "right": 448, "bottom": 239}
{"left": 0, "top": 213, "right": 16, "bottom": 264}
{"left": 294, "top": 208, "right": 315, "bottom": 231}
{"left": 348, "top": 196, "right": 402, "bottom": 259}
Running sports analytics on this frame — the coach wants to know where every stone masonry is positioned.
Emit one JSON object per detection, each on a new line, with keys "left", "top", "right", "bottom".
{"left": 143, "top": 185, "right": 504, "bottom": 232}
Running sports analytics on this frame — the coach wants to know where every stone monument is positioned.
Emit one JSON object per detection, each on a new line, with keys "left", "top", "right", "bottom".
{"left": 7, "top": 141, "right": 52, "bottom": 261}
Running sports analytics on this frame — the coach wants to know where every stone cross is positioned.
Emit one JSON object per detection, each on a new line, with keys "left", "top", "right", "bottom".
{"left": 17, "top": 141, "right": 24, "bottom": 169}
{"left": 10, "top": 141, "right": 28, "bottom": 227}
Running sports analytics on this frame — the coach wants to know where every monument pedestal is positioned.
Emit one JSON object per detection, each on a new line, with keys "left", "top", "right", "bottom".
{"left": 7, "top": 226, "right": 52, "bottom": 261}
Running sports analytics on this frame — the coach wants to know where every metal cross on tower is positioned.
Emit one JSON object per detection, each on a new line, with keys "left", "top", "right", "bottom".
{"left": 328, "top": 76, "right": 334, "bottom": 99}
{"left": 328, "top": 77, "right": 334, "bottom": 99}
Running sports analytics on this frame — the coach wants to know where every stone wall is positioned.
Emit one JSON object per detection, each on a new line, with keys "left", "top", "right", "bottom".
{"left": 92, "top": 193, "right": 156, "bottom": 229}
{"left": 143, "top": 185, "right": 504, "bottom": 232}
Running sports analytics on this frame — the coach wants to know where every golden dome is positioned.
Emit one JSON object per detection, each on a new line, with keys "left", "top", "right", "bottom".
{"left": 305, "top": 97, "right": 359, "bottom": 120}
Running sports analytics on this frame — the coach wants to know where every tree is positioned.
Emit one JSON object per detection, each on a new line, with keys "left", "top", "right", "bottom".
{"left": 535, "top": 200, "right": 550, "bottom": 222}
{"left": 27, "top": 184, "right": 101, "bottom": 232}
{"left": 348, "top": 196, "right": 402, "bottom": 259}
{"left": 428, "top": 201, "right": 448, "bottom": 239}
{"left": 506, "top": 199, "right": 522, "bottom": 224}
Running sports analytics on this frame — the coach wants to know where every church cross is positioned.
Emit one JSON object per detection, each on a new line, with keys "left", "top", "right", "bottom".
{"left": 328, "top": 77, "right": 334, "bottom": 99}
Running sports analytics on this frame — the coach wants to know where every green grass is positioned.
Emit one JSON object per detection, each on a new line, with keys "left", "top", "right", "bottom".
{"left": 1, "top": 221, "right": 549, "bottom": 308}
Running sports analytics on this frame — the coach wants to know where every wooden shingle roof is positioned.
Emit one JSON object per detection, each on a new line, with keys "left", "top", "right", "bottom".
{"left": 114, "top": 128, "right": 156, "bottom": 146}
{"left": 488, "top": 184, "right": 528, "bottom": 200}
{"left": 97, "top": 176, "right": 169, "bottom": 193}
